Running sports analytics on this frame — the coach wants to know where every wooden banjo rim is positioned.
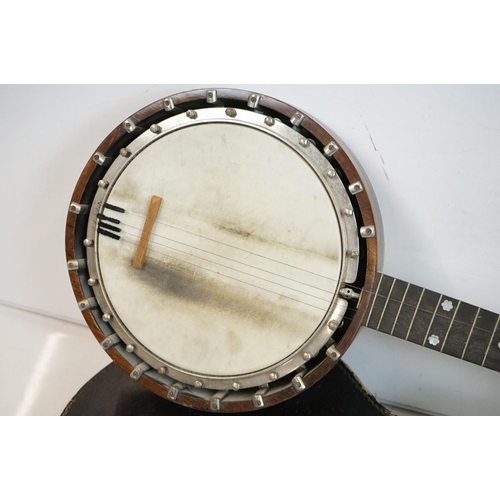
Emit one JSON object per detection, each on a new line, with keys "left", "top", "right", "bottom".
{"left": 65, "top": 88, "right": 380, "bottom": 413}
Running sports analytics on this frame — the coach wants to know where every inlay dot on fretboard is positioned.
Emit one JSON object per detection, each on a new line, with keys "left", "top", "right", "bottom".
{"left": 428, "top": 334, "right": 440, "bottom": 346}
{"left": 441, "top": 300, "right": 454, "bottom": 312}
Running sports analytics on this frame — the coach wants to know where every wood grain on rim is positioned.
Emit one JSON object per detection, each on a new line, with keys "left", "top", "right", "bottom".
{"left": 65, "top": 88, "right": 380, "bottom": 413}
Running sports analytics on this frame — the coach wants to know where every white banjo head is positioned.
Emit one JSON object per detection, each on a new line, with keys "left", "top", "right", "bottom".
{"left": 66, "top": 89, "right": 380, "bottom": 411}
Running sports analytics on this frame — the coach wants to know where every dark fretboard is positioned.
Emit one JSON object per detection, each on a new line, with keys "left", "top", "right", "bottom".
{"left": 363, "top": 273, "right": 500, "bottom": 374}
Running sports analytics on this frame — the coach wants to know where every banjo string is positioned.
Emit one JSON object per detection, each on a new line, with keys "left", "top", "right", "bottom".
{"left": 116, "top": 223, "right": 370, "bottom": 314}
{"left": 116, "top": 228, "right": 331, "bottom": 303}
{"left": 118, "top": 227, "right": 332, "bottom": 303}
{"left": 116, "top": 229, "right": 494, "bottom": 337}
{"left": 110, "top": 230, "right": 495, "bottom": 336}
{"left": 117, "top": 221, "right": 334, "bottom": 294}
{"left": 98, "top": 217, "right": 491, "bottom": 335}
{"left": 118, "top": 233, "right": 328, "bottom": 312}
{"left": 125, "top": 209, "right": 337, "bottom": 282}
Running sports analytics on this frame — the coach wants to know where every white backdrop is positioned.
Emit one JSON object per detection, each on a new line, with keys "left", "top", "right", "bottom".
{"left": 1, "top": 84, "right": 499, "bottom": 415}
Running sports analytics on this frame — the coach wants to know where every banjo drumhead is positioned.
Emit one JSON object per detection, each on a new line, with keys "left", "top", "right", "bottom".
{"left": 67, "top": 89, "right": 379, "bottom": 411}
{"left": 98, "top": 122, "right": 341, "bottom": 377}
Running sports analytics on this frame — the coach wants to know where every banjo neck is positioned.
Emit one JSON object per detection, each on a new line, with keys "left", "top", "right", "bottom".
{"left": 364, "top": 273, "right": 500, "bottom": 374}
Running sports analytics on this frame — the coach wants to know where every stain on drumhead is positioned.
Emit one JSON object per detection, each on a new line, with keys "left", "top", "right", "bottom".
{"left": 128, "top": 251, "right": 323, "bottom": 333}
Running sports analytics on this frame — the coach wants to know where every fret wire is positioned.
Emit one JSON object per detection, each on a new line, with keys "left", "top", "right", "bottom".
{"left": 422, "top": 294, "right": 443, "bottom": 347}
{"left": 481, "top": 315, "right": 500, "bottom": 366}
{"left": 365, "top": 274, "right": 383, "bottom": 326}
{"left": 357, "top": 275, "right": 500, "bottom": 346}
{"left": 376, "top": 277, "right": 396, "bottom": 331}
{"left": 404, "top": 288, "right": 426, "bottom": 340}
{"left": 371, "top": 288, "right": 497, "bottom": 342}
{"left": 460, "top": 308, "right": 481, "bottom": 359}
{"left": 361, "top": 294, "right": 500, "bottom": 343}
{"left": 389, "top": 282, "right": 410, "bottom": 336}
{"left": 350, "top": 281, "right": 495, "bottom": 340}
{"left": 439, "top": 300, "right": 462, "bottom": 352}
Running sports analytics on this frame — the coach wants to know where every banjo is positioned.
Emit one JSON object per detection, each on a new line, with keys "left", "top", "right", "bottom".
{"left": 65, "top": 88, "right": 500, "bottom": 413}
